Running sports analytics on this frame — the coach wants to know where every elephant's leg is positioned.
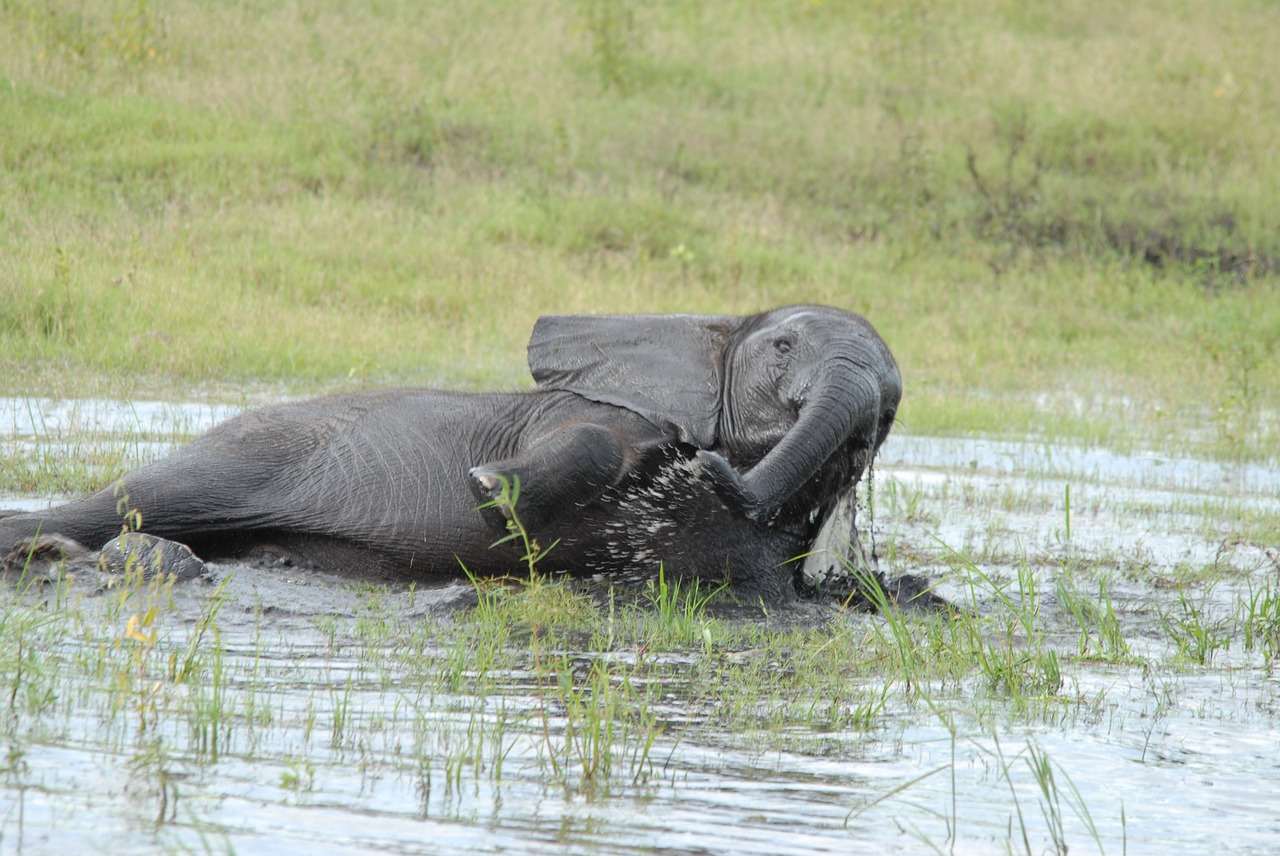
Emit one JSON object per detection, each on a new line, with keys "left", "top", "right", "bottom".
{"left": 0, "top": 486, "right": 140, "bottom": 560}
{"left": 0, "top": 485, "right": 156, "bottom": 581}
{"left": 0, "top": 432, "right": 285, "bottom": 565}
{"left": 470, "top": 423, "right": 630, "bottom": 532}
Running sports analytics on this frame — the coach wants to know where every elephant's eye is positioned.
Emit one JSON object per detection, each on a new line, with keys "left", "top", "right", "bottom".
{"left": 773, "top": 337, "right": 794, "bottom": 355}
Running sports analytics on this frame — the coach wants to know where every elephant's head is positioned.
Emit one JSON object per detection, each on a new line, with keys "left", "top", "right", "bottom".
{"left": 527, "top": 304, "right": 901, "bottom": 522}
{"left": 709, "top": 305, "right": 901, "bottom": 518}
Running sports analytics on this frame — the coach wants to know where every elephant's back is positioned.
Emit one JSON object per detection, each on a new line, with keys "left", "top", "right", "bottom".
{"left": 192, "top": 388, "right": 679, "bottom": 578}
{"left": 236, "top": 390, "right": 618, "bottom": 575}
{"left": 264, "top": 392, "right": 510, "bottom": 529}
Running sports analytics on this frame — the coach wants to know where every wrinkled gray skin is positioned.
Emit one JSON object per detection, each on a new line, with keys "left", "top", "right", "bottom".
{"left": 0, "top": 305, "right": 903, "bottom": 602}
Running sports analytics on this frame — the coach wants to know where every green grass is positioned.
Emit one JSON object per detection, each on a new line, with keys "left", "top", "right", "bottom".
{"left": 1, "top": 0, "right": 1278, "bottom": 462}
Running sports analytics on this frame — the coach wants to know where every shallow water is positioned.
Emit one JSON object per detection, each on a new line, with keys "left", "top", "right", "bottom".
{"left": 1, "top": 397, "right": 1279, "bottom": 854}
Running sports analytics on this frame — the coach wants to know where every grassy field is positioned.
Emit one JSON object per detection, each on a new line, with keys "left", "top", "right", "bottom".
{"left": 2, "top": 0, "right": 1278, "bottom": 463}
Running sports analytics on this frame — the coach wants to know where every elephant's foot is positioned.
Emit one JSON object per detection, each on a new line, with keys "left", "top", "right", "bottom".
{"left": 470, "top": 467, "right": 514, "bottom": 520}
{"left": 2, "top": 534, "right": 98, "bottom": 582}
{"left": 883, "top": 573, "right": 950, "bottom": 611}
{"left": 3, "top": 530, "right": 207, "bottom": 586}
{"left": 800, "top": 549, "right": 948, "bottom": 612}
{"left": 823, "top": 569, "right": 948, "bottom": 613}
{"left": 98, "top": 532, "right": 207, "bottom": 582}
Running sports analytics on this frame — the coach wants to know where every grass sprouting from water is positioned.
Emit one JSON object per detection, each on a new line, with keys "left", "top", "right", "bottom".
{"left": 0, "top": 503, "right": 1275, "bottom": 851}
{"left": 1057, "top": 577, "right": 1136, "bottom": 665}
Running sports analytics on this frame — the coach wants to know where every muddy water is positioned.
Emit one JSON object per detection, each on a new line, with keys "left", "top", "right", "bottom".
{"left": 2, "top": 398, "right": 1279, "bottom": 854}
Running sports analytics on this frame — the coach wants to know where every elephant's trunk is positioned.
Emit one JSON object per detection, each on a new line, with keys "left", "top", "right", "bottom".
{"left": 739, "top": 341, "right": 898, "bottom": 518}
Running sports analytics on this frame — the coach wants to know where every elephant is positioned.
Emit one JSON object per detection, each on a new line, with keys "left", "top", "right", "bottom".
{"left": 0, "top": 304, "right": 909, "bottom": 603}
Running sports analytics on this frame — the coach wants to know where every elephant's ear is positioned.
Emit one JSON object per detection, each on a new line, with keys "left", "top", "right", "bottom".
{"left": 528, "top": 314, "right": 734, "bottom": 448}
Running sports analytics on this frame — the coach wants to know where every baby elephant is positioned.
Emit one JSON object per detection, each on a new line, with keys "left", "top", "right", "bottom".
{"left": 1, "top": 305, "right": 907, "bottom": 602}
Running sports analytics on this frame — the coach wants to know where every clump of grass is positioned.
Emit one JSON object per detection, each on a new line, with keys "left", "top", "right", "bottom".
{"left": 1056, "top": 577, "right": 1136, "bottom": 665}
{"left": 1160, "top": 583, "right": 1231, "bottom": 665}
{"left": 0, "top": 401, "right": 157, "bottom": 497}
{"left": 635, "top": 564, "right": 723, "bottom": 650}
{"left": 0, "top": 579, "right": 66, "bottom": 722}
{"left": 465, "top": 473, "right": 669, "bottom": 792}
{"left": 850, "top": 722, "right": 1119, "bottom": 855}
{"left": 1003, "top": 735, "right": 1111, "bottom": 856}
{"left": 946, "top": 548, "right": 1064, "bottom": 707}
{"left": 531, "top": 645, "right": 665, "bottom": 792}
{"left": 851, "top": 566, "right": 932, "bottom": 693}
{"left": 576, "top": 0, "right": 640, "bottom": 92}
{"left": 1240, "top": 579, "right": 1280, "bottom": 665}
